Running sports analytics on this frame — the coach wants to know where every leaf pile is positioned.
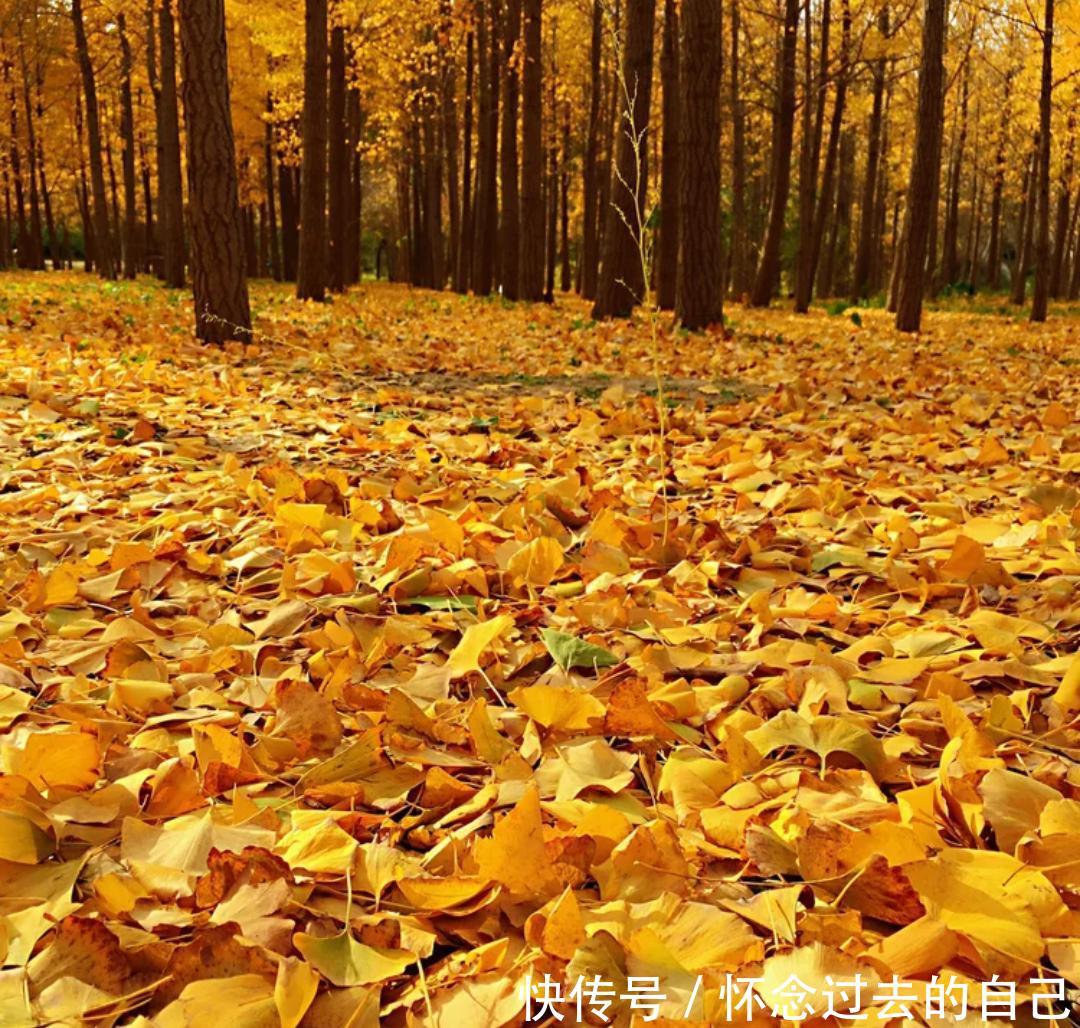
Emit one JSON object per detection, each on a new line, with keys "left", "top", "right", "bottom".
{"left": 0, "top": 275, "right": 1078, "bottom": 1025}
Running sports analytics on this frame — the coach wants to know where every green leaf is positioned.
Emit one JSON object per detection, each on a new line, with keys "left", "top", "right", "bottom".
{"left": 540, "top": 628, "right": 618, "bottom": 672}
{"left": 407, "top": 595, "right": 478, "bottom": 612}
{"left": 293, "top": 930, "right": 414, "bottom": 987}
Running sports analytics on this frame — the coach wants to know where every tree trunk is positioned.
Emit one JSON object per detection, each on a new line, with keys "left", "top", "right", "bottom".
{"left": 297, "top": 0, "right": 328, "bottom": 301}
{"left": 326, "top": 24, "right": 347, "bottom": 292}
{"left": 17, "top": 39, "right": 44, "bottom": 269}
{"left": 179, "top": 0, "right": 252, "bottom": 342}
{"left": 1011, "top": 139, "right": 1038, "bottom": 305}
{"left": 1050, "top": 109, "right": 1074, "bottom": 298}
{"left": 499, "top": 0, "right": 521, "bottom": 298}
{"left": 592, "top": 0, "right": 657, "bottom": 319}
{"left": 729, "top": 0, "right": 749, "bottom": 298}
{"left": 118, "top": 14, "right": 139, "bottom": 279}
{"left": 894, "top": 0, "right": 946, "bottom": 332}
{"left": 674, "top": 0, "right": 722, "bottom": 329}
{"left": 939, "top": 49, "right": 969, "bottom": 289}
{"left": 580, "top": 0, "right": 603, "bottom": 299}
{"left": 851, "top": 8, "right": 886, "bottom": 300}
{"left": 345, "top": 82, "right": 362, "bottom": 285}
{"left": 454, "top": 30, "right": 474, "bottom": 292}
{"left": 519, "top": 0, "right": 545, "bottom": 299}
{"left": 986, "top": 69, "right": 1013, "bottom": 291}
{"left": 441, "top": 3, "right": 460, "bottom": 290}
{"left": 749, "top": 0, "right": 798, "bottom": 307}
{"left": 471, "top": 0, "right": 498, "bottom": 296}
{"left": 280, "top": 160, "right": 300, "bottom": 281}
{"left": 1030, "top": 0, "right": 1054, "bottom": 322}
{"left": 656, "top": 0, "right": 679, "bottom": 310}
{"left": 159, "top": 0, "right": 185, "bottom": 287}
{"left": 560, "top": 98, "right": 571, "bottom": 292}
{"left": 264, "top": 91, "right": 282, "bottom": 281}
{"left": 71, "top": 0, "right": 115, "bottom": 279}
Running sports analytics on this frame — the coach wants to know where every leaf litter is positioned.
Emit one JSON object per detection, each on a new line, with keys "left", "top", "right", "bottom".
{"left": 0, "top": 274, "right": 1078, "bottom": 1024}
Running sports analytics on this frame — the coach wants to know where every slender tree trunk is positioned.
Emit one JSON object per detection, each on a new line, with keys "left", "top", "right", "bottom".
{"left": 159, "top": 0, "right": 185, "bottom": 286}
{"left": 140, "top": 140, "right": 154, "bottom": 271}
{"left": 580, "top": 0, "right": 602, "bottom": 298}
{"left": 894, "top": 0, "right": 946, "bottom": 332}
{"left": 345, "top": 83, "right": 362, "bottom": 285}
{"left": 597, "top": 0, "right": 620, "bottom": 265}
{"left": 750, "top": 0, "right": 798, "bottom": 306}
{"left": 280, "top": 160, "right": 300, "bottom": 281}
{"left": 71, "top": 0, "right": 115, "bottom": 279}
{"left": 939, "top": 49, "right": 969, "bottom": 289}
{"left": 1030, "top": 0, "right": 1054, "bottom": 322}
{"left": 674, "top": 0, "right": 722, "bottom": 329}
{"left": 455, "top": 30, "right": 474, "bottom": 292}
{"left": 297, "top": 0, "right": 328, "bottom": 301}
{"left": 987, "top": 69, "right": 1013, "bottom": 291}
{"left": 179, "top": 0, "right": 252, "bottom": 342}
{"left": 1050, "top": 110, "right": 1074, "bottom": 298}
{"left": 264, "top": 91, "right": 282, "bottom": 281}
{"left": 560, "top": 98, "right": 570, "bottom": 292}
{"left": 471, "top": 0, "right": 498, "bottom": 295}
{"left": 592, "top": 0, "right": 657, "bottom": 318}
{"left": 1011, "top": 139, "right": 1038, "bottom": 305}
{"left": 519, "top": 0, "right": 545, "bottom": 299}
{"left": 441, "top": 3, "right": 460, "bottom": 290}
{"left": 327, "top": 24, "right": 347, "bottom": 293}
{"left": 729, "top": 0, "right": 749, "bottom": 298}
{"left": 118, "top": 13, "right": 139, "bottom": 279}
{"left": 656, "top": 0, "right": 679, "bottom": 310}
{"left": 105, "top": 120, "right": 122, "bottom": 258}
{"left": 145, "top": 0, "right": 161, "bottom": 274}
{"left": 851, "top": 8, "right": 886, "bottom": 301}
{"left": 499, "top": 0, "right": 521, "bottom": 298}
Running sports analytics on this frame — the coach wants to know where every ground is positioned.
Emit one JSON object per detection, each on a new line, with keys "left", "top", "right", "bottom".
{"left": 0, "top": 273, "right": 1078, "bottom": 1025}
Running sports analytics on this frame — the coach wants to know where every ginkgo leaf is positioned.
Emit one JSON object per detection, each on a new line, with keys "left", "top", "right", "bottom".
{"left": 745, "top": 710, "right": 887, "bottom": 777}
{"left": 540, "top": 628, "right": 618, "bottom": 671}
{"left": 293, "top": 930, "right": 414, "bottom": 987}
{"left": 446, "top": 616, "right": 514, "bottom": 677}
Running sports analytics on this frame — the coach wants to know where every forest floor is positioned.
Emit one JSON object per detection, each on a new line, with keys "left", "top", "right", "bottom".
{"left": 0, "top": 272, "right": 1078, "bottom": 1025}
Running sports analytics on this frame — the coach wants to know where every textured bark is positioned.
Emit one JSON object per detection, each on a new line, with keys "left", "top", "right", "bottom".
{"left": 17, "top": 35, "right": 44, "bottom": 269}
{"left": 560, "top": 98, "right": 570, "bottom": 292}
{"left": 158, "top": 0, "right": 185, "bottom": 287}
{"left": 345, "top": 84, "right": 362, "bottom": 285}
{"left": 939, "top": 44, "right": 970, "bottom": 288}
{"left": 674, "top": 0, "right": 722, "bottom": 329}
{"left": 4, "top": 54, "right": 29, "bottom": 268}
{"left": 297, "top": 0, "right": 328, "bottom": 301}
{"left": 327, "top": 25, "right": 347, "bottom": 292}
{"left": 498, "top": 0, "right": 521, "bottom": 297}
{"left": 1030, "top": 0, "right": 1054, "bottom": 322}
{"left": 580, "top": 0, "right": 603, "bottom": 298}
{"left": 895, "top": 0, "right": 946, "bottom": 332}
{"left": 441, "top": 3, "right": 460, "bottom": 290}
{"left": 179, "top": 0, "right": 251, "bottom": 342}
{"left": 592, "top": 0, "right": 656, "bottom": 319}
{"left": 145, "top": 0, "right": 161, "bottom": 272}
{"left": 118, "top": 14, "right": 139, "bottom": 279}
{"left": 749, "top": 0, "right": 798, "bottom": 307}
{"left": 71, "top": 0, "right": 115, "bottom": 279}
{"left": 519, "top": 0, "right": 544, "bottom": 300}
{"left": 656, "top": 0, "right": 679, "bottom": 311}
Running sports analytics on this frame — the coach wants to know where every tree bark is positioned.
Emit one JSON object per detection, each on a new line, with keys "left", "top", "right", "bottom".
{"left": 280, "top": 160, "right": 299, "bottom": 281}
{"left": 674, "top": 0, "right": 722, "bottom": 329}
{"left": 71, "top": 0, "right": 115, "bottom": 279}
{"left": 560, "top": 98, "right": 571, "bottom": 292}
{"left": 264, "top": 91, "right": 282, "bottom": 281}
{"left": 519, "top": 0, "right": 545, "bottom": 299}
{"left": 939, "top": 45, "right": 970, "bottom": 288}
{"left": 749, "top": 0, "right": 799, "bottom": 306}
{"left": 986, "top": 68, "right": 1013, "bottom": 291}
{"left": 345, "top": 82, "right": 363, "bottom": 285}
{"left": 1030, "top": 0, "right": 1054, "bottom": 322}
{"left": 851, "top": 7, "right": 886, "bottom": 301}
{"left": 158, "top": 0, "right": 185, "bottom": 287}
{"left": 1011, "top": 138, "right": 1038, "bottom": 305}
{"left": 471, "top": 0, "right": 498, "bottom": 295}
{"left": 1050, "top": 109, "right": 1074, "bottom": 298}
{"left": 297, "top": 0, "right": 328, "bottom": 301}
{"left": 592, "top": 0, "right": 657, "bottom": 319}
{"left": 894, "top": 0, "right": 946, "bottom": 332}
{"left": 179, "top": 0, "right": 252, "bottom": 342}
{"left": 656, "top": 0, "right": 679, "bottom": 311}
